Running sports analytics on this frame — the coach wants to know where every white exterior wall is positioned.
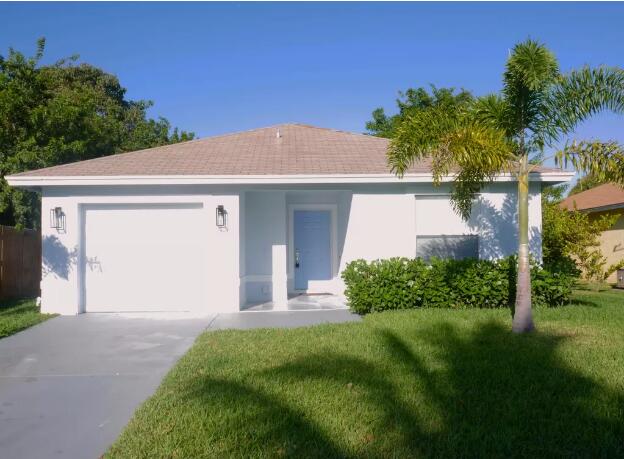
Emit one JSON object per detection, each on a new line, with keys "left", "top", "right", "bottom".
{"left": 39, "top": 181, "right": 543, "bottom": 314}
{"left": 41, "top": 193, "right": 82, "bottom": 315}
{"left": 242, "top": 182, "right": 542, "bottom": 305}
{"left": 238, "top": 190, "right": 246, "bottom": 307}
{"left": 340, "top": 191, "right": 417, "bottom": 265}
{"left": 243, "top": 191, "right": 288, "bottom": 305}
{"left": 40, "top": 186, "right": 241, "bottom": 315}
{"left": 339, "top": 183, "right": 541, "bottom": 261}
{"left": 244, "top": 190, "right": 352, "bottom": 302}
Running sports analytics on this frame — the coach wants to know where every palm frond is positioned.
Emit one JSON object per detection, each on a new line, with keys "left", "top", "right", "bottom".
{"left": 539, "top": 66, "right": 624, "bottom": 145}
{"left": 450, "top": 167, "right": 495, "bottom": 221}
{"left": 503, "top": 39, "right": 559, "bottom": 135}
{"left": 388, "top": 106, "right": 515, "bottom": 219}
{"left": 555, "top": 140, "right": 624, "bottom": 185}
{"left": 504, "top": 39, "right": 559, "bottom": 91}
{"left": 472, "top": 94, "right": 516, "bottom": 139}
{"left": 387, "top": 107, "right": 457, "bottom": 177}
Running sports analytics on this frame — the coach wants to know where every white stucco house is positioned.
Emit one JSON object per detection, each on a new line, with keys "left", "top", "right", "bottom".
{"left": 7, "top": 124, "right": 573, "bottom": 315}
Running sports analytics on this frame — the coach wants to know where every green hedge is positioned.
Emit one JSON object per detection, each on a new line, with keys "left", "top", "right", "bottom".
{"left": 341, "top": 256, "right": 575, "bottom": 314}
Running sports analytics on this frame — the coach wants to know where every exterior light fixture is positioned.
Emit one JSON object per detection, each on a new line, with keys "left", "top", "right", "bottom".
{"left": 216, "top": 205, "right": 227, "bottom": 229}
{"left": 50, "top": 207, "right": 66, "bottom": 232}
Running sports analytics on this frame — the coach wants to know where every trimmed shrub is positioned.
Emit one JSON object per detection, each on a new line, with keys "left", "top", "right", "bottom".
{"left": 531, "top": 264, "right": 576, "bottom": 307}
{"left": 342, "top": 256, "right": 574, "bottom": 314}
{"left": 505, "top": 256, "right": 577, "bottom": 308}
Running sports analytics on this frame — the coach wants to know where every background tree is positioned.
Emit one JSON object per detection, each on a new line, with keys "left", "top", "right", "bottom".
{"left": 366, "top": 86, "right": 473, "bottom": 138}
{"left": 542, "top": 185, "right": 619, "bottom": 281}
{"left": 0, "top": 39, "right": 194, "bottom": 229}
{"left": 387, "top": 39, "right": 624, "bottom": 332}
{"left": 567, "top": 173, "right": 609, "bottom": 195}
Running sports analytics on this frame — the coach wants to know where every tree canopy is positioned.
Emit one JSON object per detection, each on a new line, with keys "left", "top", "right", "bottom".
{"left": 568, "top": 174, "right": 610, "bottom": 195}
{"left": 365, "top": 86, "right": 473, "bottom": 138}
{"left": 387, "top": 42, "right": 624, "bottom": 221}
{"left": 542, "top": 185, "right": 620, "bottom": 281}
{"left": 0, "top": 38, "right": 194, "bottom": 228}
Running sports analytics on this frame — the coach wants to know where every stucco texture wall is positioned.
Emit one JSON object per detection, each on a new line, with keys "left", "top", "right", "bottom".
{"left": 242, "top": 182, "right": 542, "bottom": 304}
{"left": 40, "top": 181, "right": 543, "bottom": 314}
{"left": 589, "top": 210, "right": 624, "bottom": 283}
{"left": 41, "top": 186, "right": 242, "bottom": 315}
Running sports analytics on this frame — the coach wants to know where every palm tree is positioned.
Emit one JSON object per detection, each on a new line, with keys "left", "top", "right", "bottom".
{"left": 388, "top": 39, "right": 624, "bottom": 333}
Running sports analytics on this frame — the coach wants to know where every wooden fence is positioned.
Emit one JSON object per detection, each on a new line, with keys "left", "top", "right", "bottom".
{"left": 0, "top": 226, "right": 41, "bottom": 300}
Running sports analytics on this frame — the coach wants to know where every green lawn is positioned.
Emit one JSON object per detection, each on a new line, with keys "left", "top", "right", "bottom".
{"left": 107, "top": 289, "right": 624, "bottom": 458}
{"left": 0, "top": 298, "right": 56, "bottom": 338}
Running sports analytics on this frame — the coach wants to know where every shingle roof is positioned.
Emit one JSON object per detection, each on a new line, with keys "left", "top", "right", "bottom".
{"left": 560, "top": 183, "right": 624, "bottom": 211}
{"left": 12, "top": 123, "right": 561, "bottom": 178}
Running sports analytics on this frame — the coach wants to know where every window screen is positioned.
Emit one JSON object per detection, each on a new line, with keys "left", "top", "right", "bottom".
{"left": 416, "top": 235, "right": 479, "bottom": 261}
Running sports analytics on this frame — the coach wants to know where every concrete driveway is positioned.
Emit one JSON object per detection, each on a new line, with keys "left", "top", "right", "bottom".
{"left": 0, "top": 309, "right": 359, "bottom": 459}
{"left": 0, "top": 313, "right": 211, "bottom": 459}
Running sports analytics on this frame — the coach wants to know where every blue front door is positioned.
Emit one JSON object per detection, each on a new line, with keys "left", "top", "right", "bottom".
{"left": 294, "top": 210, "right": 331, "bottom": 290}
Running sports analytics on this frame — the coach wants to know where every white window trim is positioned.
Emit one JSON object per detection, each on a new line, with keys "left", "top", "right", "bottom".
{"left": 414, "top": 194, "right": 480, "bottom": 259}
{"left": 415, "top": 234, "right": 480, "bottom": 260}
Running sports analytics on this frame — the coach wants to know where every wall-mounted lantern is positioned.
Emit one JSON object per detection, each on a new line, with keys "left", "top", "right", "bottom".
{"left": 50, "top": 207, "right": 66, "bottom": 232}
{"left": 216, "top": 205, "right": 228, "bottom": 229}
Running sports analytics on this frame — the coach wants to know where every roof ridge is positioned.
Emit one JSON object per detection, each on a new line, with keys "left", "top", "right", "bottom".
{"left": 11, "top": 124, "right": 290, "bottom": 176}
{"left": 13, "top": 123, "right": 389, "bottom": 176}
{"left": 8, "top": 123, "right": 572, "bottom": 180}
{"left": 285, "top": 123, "right": 387, "bottom": 141}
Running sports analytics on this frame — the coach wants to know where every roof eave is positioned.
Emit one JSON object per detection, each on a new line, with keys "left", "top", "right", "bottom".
{"left": 569, "top": 203, "right": 624, "bottom": 213}
{"left": 6, "top": 171, "right": 575, "bottom": 188}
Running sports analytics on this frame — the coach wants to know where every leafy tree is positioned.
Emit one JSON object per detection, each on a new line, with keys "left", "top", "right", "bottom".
{"left": 366, "top": 86, "right": 473, "bottom": 138}
{"left": 542, "top": 185, "right": 618, "bottom": 281}
{"left": 0, "top": 39, "right": 194, "bottom": 229}
{"left": 541, "top": 185, "right": 572, "bottom": 265}
{"left": 387, "top": 39, "right": 624, "bottom": 332}
{"left": 568, "top": 173, "right": 609, "bottom": 195}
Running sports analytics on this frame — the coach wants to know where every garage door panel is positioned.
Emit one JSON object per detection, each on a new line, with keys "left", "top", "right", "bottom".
{"left": 84, "top": 204, "right": 207, "bottom": 312}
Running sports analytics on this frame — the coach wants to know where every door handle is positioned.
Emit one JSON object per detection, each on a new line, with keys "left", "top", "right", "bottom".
{"left": 295, "top": 249, "right": 300, "bottom": 268}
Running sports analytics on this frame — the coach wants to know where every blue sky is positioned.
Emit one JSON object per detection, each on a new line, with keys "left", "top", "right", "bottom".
{"left": 1, "top": 1, "right": 623, "bottom": 151}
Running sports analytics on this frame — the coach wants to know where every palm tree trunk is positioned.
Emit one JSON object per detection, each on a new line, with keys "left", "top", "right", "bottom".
{"left": 512, "top": 156, "right": 535, "bottom": 333}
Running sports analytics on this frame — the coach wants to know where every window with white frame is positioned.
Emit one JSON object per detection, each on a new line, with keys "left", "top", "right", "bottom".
{"left": 415, "top": 195, "right": 479, "bottom": 260}
{"left": 416, "top": 234, "right": 479, "bottom": 260}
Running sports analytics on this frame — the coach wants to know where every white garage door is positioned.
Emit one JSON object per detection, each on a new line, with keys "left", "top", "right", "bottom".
{"left": 83, "top": 204, "right": 207, "bottom": 312}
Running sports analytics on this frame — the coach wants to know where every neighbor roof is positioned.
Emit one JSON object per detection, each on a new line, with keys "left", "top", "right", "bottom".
{"left": 8, "top": 123, "right": 567, "bottom": 182}
{"left": 560, "top": 183, "right": 624, "bottom": 212}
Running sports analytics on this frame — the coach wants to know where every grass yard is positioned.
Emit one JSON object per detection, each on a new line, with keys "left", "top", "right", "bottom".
{"left": 107, "top": 289, "right": 624, "bottom": 458}
{"left": 0, "top": 298, "right": 56, "bottom": 339}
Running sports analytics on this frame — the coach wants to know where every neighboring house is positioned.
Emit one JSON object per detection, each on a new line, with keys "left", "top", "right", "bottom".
{"left": 7, "top": 124, "right": 573, "bottom": 315}
{"left": 560, "top": 183, "right": 624, "bottom": 283}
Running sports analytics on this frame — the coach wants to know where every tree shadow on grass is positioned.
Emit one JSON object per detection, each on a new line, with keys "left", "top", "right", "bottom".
{"left": 259, "top": 322, "right": 624, "bottom": 457}
{"left": 399, "top": 323, "right": 624, "bottom": 457}
{"left": 177, "top": 377, "right": 346, "bottom": 458}
{"left": 568, "top": 298, "right": 602, "bottom": 308}
{"left": 174, "top": 322, "right": 623, "bottom": 458}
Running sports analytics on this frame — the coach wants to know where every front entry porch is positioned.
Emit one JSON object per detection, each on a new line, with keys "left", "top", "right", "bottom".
{"left": 242, "top": 293, "right": 348, "bottom": 311}
{"left": 240, "top": 189, "right": 352, "bottom": 310}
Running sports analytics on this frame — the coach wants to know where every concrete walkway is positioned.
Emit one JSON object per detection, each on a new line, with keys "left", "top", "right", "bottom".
{"left": 213, "top": 308, "right": 359, "bottom": 330}
{"left": 243, "top": 293, "right": 349, "bottom": 311}
{"left": 0, "top": 308, "right": 359, "bottom": 459}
